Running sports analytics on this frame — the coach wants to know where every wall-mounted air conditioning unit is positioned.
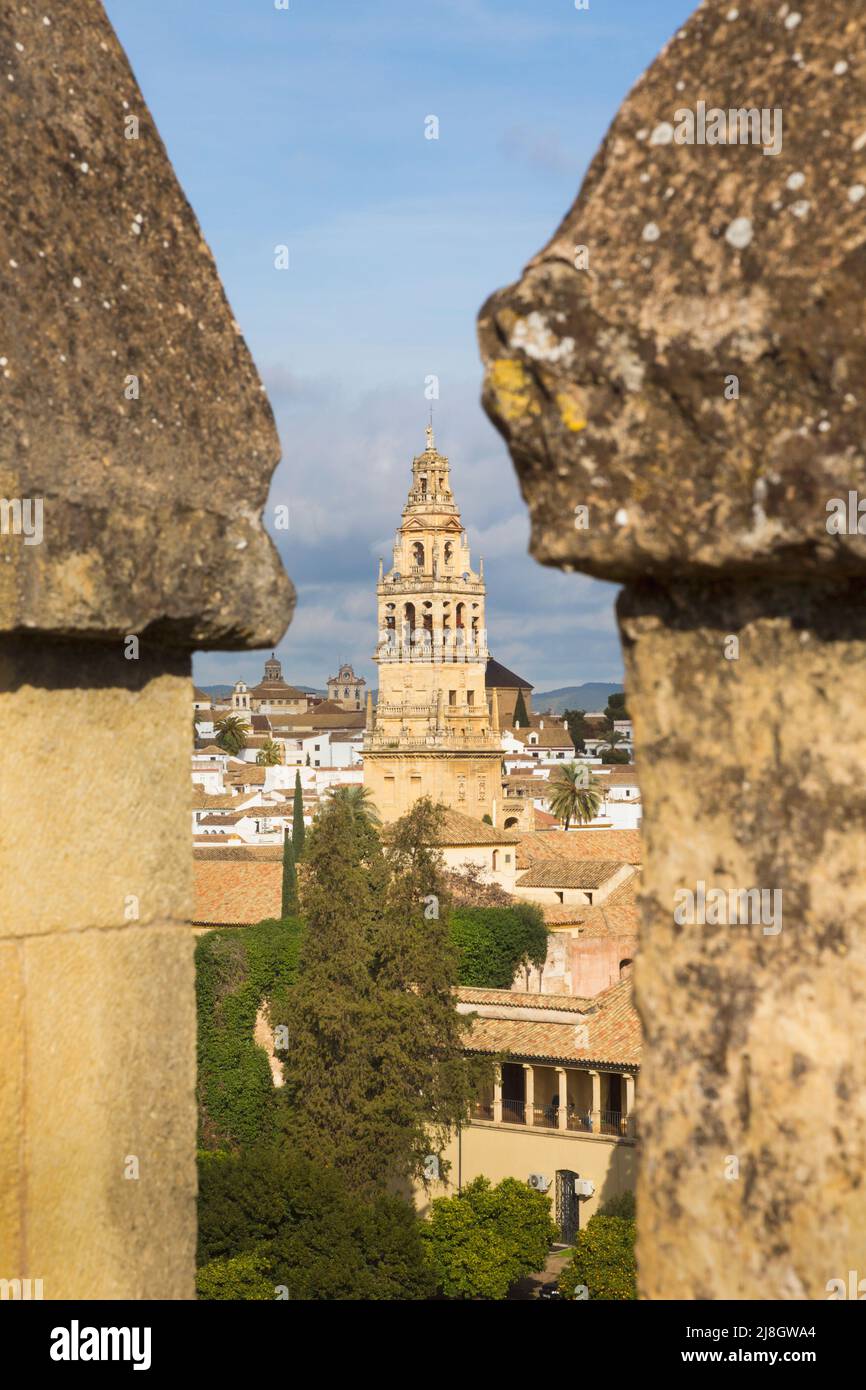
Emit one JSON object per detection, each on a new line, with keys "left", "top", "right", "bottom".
{"left": 527, "top": 1173, "right": 551, "bottom": 1192}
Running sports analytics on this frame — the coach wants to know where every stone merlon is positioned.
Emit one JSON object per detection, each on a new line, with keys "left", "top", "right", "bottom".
{"left": 479, "top": 0, "right": 866, "bottom": 583}
{"left": 0, "top": 0, "right": 293, "bottom": 647}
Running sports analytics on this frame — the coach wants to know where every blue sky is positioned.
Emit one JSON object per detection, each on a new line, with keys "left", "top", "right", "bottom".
{"left": 104, "top": 0, "right": 694, "bottom": 692}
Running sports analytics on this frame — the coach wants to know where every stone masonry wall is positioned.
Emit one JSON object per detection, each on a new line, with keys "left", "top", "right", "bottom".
{"left": 0, "top": 2, "right": 292, "bottom": 1298}
{"left": 479, "top": 0, "right": 866, "bottom": 1297}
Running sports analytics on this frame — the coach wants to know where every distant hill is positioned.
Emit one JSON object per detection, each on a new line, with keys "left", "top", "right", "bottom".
{"left": 534, "top": 682, "right": 624, "bottom": 714}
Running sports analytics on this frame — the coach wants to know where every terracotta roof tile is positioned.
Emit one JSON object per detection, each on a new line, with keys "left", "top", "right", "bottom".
{"left": 192, "top": 861, "right": 282, "bottom": 924}
{"left": 460, "top": 978, "right": 640, "bottom": 1066}
{"left": 516, "top": 859, "right": 625, "bottom": 890}
{"left": 458, "top": 987, "right": 592, "bottom": 1012}
{"left": 435, "top": 808, "right": 520, "bottom": 846}
{"left": 507, "top": 726, "right": 574, "bottom": 748}
{"left": 516, "top": 828, "right": 642, "bottom": 870}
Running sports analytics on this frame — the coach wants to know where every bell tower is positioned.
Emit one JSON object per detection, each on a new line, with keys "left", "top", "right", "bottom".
{"left": 363, "top": 426, "right": 502, "bottom": 822}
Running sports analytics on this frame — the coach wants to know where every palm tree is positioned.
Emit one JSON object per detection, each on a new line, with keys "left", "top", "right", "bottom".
{"left": 214, "top": 714, "right": 249, "bottom": 756}
{"left": 324, "top": 784, "right": 381, "bottom": 827}
{"left": 547, "top": 761, "right": 603, "bottom": 831}
{"left": 255, "top": 738, "right": 282, "bottom": 766}
{"left": 599, "top": 728, "right": 625, "bottom": 753}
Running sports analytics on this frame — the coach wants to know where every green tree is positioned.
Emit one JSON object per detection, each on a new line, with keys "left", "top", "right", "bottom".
{"left": 280, "top": 796, "right": 483, "bottom": 1190}
{"left": 558, "top": 1213, "right": 636, "bottom": 1301}
{"left": 601, "top": 747, "right": 630, "bottom": 765}
{"left": 281, "top": 830, "right": 298, "bottom": 920}
{"left": 599, "top": 728, "right": 626, "bottom": 753}
{"left": 604, "top": 691, "right": 628, "bottom": 725}
{"left": 450, "top": 904, "right": 548, "bottom": 989}
{"left": 563, "top": 708, "right": 588, "bottom": 754}
{"left": 325, "top": 782, "right": 381, "bottom": 826}
{"left": 255, "top": 738, "right": 282, "bottom": 766}
{"left": 197, "top": 1148, "right": 433, "bottom": 1301}
{"left": 422, "top": 1177, "right": 558, "bottom": 1300}
{"left": 196, "top": 1248, "right": 274, "bottom": 1301}
{"left": 214, "top": 715, "right": 249, "bottom": 756}
{"left": 512, "top": 689, "right": 530, "bottom": 728}
{"left": 291, "top": 769, "right": 305, "bottom": 859}
{"left": 599, "top": 1189, "right": 636, "bottom": 1221}
{"left": 547, "top": 761, "right": 603, "bottom": 830}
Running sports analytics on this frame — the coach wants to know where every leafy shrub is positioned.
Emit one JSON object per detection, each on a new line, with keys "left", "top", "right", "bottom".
{"left": 197, "top": 1147, "right": 433, "bottom": 1300}
{"left": 422, "top": 1176, "right": 557, "bottom": 1299}
{"left": 558, "top": 1213, "right": 636, "bottom": 1301}
{"left": 195, "top": 918, "right": 302, "bottom": 1150}
{"left": 196, "top": 1248, "right": 274, "bottom": 1301}
{"left": 449, "top": 904, "right": 548, "bottom": 989}
{"left": 599, "top": 1188, "right": 635, "bottom": 1221}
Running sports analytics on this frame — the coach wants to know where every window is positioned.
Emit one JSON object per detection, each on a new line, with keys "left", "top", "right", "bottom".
{"left": 467, "top": 690, "right": 475, "bottom": 706}
{"left": 449, "top": 690, "right": 456, "bottom": 706}
{"left": 555, "top": 891, "right": 564, "bottom": 903}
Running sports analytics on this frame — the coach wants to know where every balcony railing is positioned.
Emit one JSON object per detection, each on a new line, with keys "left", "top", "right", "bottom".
{"left": 470, "top": 1101, "right": 634, "bottom": 1138}
{"left": 364, "top": 730, "right": 503, "bottom": 751}
{"left": 375, "top": 701, "right": 485, "bottom": 719}
{"left": 376, "top": 639, "right": 488, "bottom": 663}
{"left": 501, "top": 1099, "right": 526, "bottom": 1125}
{"left": 380, "top": 577, "right": 485, "bottom": 595}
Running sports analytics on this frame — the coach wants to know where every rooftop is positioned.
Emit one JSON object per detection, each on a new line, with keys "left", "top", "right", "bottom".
{"left": 193, "top": 861, "right": 282, "bottom": 924}
{"left": 485, "top": 656, "right": 534, "bottom": 691}
{"left": 516, "top": 828, "right": 642, "bottom": 871}
{"left": 459, "top": 978, "right": 640, "bottom": 1067}
{"left": 515, "top": 859, "right": 625, "bottom": 890}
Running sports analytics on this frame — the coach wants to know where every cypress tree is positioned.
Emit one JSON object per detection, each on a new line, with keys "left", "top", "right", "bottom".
{"left": 281, "top": 797, "right": 485, "bottom": 1192}
{"left": 512, "top": 689, "right": 529, "bottom": 728}
{"left": 281, "top": 829, "right": 298, "bottom": 920}
{"left": 292, "top": 770, "right": 306, "bottom": 859}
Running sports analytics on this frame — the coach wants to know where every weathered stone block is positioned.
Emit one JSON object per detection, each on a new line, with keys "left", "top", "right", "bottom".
{"left": 22, "top": 927, "right": 197, "bottom": 1300}
{"left": 0, "top": 944, "right": 25, "bottom": 1277}
{"left": 478, "top": 0, "right": 866, "bottom": 1299}
{"left": 621, "top": 579, "right": 866, "bottom": 1298}
{"left": 479, "top": 0, "right": 866, "bottom": 583}
{"left": 0, "top": 0, "right": 293, "bottom": 646}
{"left": 0, "top": 639, "right": 192, "bottom": 937}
